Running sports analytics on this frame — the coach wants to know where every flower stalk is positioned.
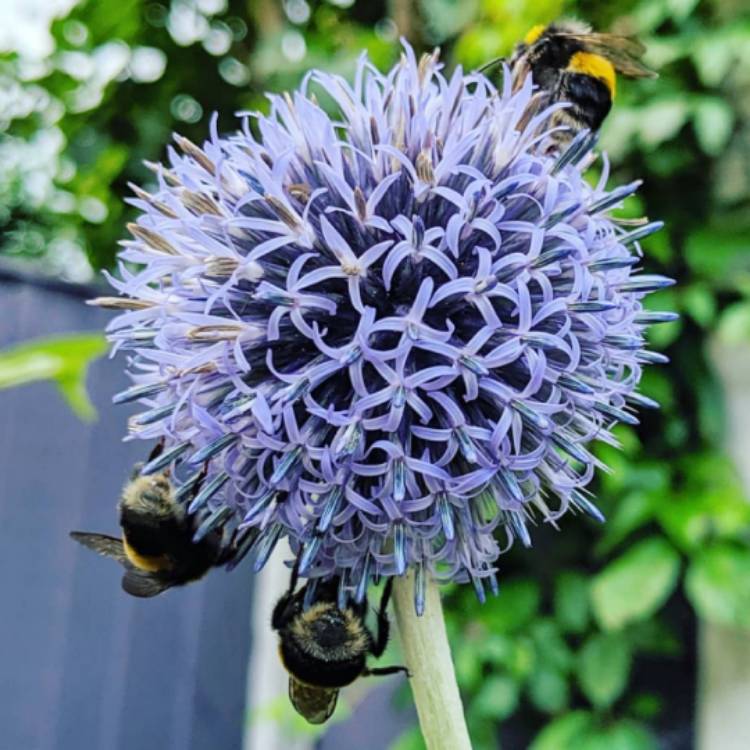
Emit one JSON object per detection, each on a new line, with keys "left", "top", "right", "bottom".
{"left": 393, "top": 572, "right": 471, "bottom": 750}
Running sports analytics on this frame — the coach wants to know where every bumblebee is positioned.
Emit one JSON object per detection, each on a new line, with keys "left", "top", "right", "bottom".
{"left": 483, "top": 20, "right": 655, "bottom": 150}
{"left": 273, "top": 564, "right": 408, "bottom": 724}
{"left": 70, "top": 444, "right": 247, "bottom": 597}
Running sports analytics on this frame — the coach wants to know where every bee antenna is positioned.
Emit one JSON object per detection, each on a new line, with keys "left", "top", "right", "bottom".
{"left": 288, "top": 552, "right": 302, "bottom": 594}
{"left": 477, "top": 57, "right": 505, "bottom": 74}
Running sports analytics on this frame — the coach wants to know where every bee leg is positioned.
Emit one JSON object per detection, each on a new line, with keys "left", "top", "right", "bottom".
{"left": 147, "top": 438, "right": 166, "bottom": 462}
{"left": 272, "top": 553, "right": 303, "bottom": 630}
{"left": 216, "top": 525, "right": 258, "bottom": 566}
{"left": 186, "top": 463, "right": 208, "bottom": 505}
{"left": 288, "top": 551, "right": 302, "bottom": 594}
{"left": 132, "top": 439, "right": 166, "bottom": 479}
{"left": 362, "top": 665, "right": 410, "bottom": 678}
{"left": 370, "top": 577, "right": 395, "bottom": 658}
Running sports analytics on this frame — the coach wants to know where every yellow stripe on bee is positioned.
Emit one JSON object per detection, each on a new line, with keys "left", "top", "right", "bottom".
{"left": 524, "top": 24, "right": 546, "bottom": 45}
{"left": 567, "top": 51, "right": 617, "bottom": 98}
{"left": 123, "top": 537, "right": 171, "bottom": 573}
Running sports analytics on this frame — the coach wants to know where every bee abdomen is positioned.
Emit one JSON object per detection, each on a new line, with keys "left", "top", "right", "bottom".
{"left": 559, "top": 73, "right": 612, "bottom": 131}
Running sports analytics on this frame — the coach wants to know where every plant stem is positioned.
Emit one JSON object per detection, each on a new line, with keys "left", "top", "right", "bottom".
{"left": 393, "top": 572, "right": 472, "bottom": 750}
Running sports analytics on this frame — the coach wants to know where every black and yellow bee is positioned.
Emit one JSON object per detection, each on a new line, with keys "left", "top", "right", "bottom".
{"left": 70, "top": 444, "right": 251, "bottom": 597}
{"left": 482, "top": 20, "right": 656, "bottom": 150}
{"left": 272, "top": 564, "right": 408, "bottom": 724}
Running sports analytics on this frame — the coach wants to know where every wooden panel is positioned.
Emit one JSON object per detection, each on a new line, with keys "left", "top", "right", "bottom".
{"left": 0, "top": 276, "right": 252, "bottom": 750}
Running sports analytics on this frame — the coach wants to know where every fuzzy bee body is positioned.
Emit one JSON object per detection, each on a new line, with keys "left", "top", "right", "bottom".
{"left": 70, "top": 445, "right": 242, "bottom": 597}
{"left": 485, "top": 20, "right": 656, "bottom": 151}
{"left": 272, "top": 572, "right": 407, "bottom": 724}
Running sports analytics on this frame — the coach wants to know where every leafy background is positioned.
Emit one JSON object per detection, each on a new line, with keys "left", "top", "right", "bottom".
{"left": 2, "top": 0, "right": 750, "bottom": 748}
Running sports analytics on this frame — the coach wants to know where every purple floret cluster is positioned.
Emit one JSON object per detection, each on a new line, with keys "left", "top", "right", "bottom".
{"left": 103, "top": 45, "right": 673, "bottom": 611}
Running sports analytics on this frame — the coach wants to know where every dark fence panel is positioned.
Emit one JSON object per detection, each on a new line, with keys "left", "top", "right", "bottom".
{"left": 0, "top": 272, "right": 253, "bottom": 750}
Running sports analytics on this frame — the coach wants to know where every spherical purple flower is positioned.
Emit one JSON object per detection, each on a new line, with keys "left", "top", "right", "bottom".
{"left": 100, "top": 45, "right": 673, "bottom": 612}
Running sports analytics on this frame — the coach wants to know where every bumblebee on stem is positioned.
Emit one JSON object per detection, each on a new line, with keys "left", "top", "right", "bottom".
{"left": 481, "top": 20, "right": 656, "bottom": 150}
{"left": 273, "top": 561, "right": 408, "bottom": 724}
{"left": 70, "top": 442, "right": 252, "bottom": 597}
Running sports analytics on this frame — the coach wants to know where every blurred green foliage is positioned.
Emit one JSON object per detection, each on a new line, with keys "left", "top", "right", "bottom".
{"left": 2, "top": 0, "right": 750, "bottom": 748}
{"left": 0, "top": 333, "right": 107, "bottom": 419}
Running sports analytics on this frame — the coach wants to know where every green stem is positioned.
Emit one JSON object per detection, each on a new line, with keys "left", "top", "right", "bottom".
{"left": 393, "top": 572, "right": 472, "bottom": 750}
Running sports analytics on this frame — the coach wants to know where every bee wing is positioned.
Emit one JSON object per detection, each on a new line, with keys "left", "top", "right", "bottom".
{"left": 288, "top": 677, "right": 338, "bottom": 725}
{"left": 70, "top": 532, "right": 128, "bottom": 565}
{"left": 121, "top": 569, "right": 172, "bottom": 598}
{"left": 560, "top": 33, "right": 657, "bottom": 78}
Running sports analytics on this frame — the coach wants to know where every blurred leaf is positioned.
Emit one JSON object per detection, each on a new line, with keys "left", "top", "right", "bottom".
{"left": 656, "top": 458, "right": 750, "bottom": 550}
{"left": 693, "top": 98, "right": 734, "bottom": 156}
{"left": 577, "top": 631, "right": 632, "bottom": 709}
{"left": 628, "top": 692, "right": 664, "bottom": 720}
{"left": 453, "top": 635, "right": 484, "bottom": 691}
{"left": 532, "top": 714, "right": 656, "bottom": 750}
{"left": 527, "top": 666, "right": 570, "bottom": 714}
{"left": 554, "top": 571, "right": 590, "bottom": 634}
{"left": 530, "top": 619, "right": 574, "bottom": 673}
{"left": 590, "top": 538, "right": 681, "bottom": 630}
{"left": 529, "top": 711, "right": 597, "bottom": 750}
{"left": 637, "top": 99, "right": 690, "bottom": 148}
{"left": 685, "top": 543, "right": 750, "bottom": 629}
{"left": 692, "top": 31, "right": 743, "bottom": 86}
{"left": 420, "top": 0, "right": 480, "bottom": 43}
{"left": 637, "top": 369, "right": 676, "bottom": 413}
{"left": 681, "top": 284, "right": 717, "bottom": 328}
{"left": 595, "top": 491, "right": 657, "bottom": 556}
{"left": 717, "top": 302, "right": 750, "bottom": 345}
{"left": 627, "top": 619, "right": 681, "bottom": 657}
{"left": 579, "top": 720, "right": 658, "bottom": 750}
{"left": 471, "top": 673, "right": 520, "bottom": 720}
{"left": 696, "top": 368, "right": 725, "bottom": 448}
{"left": 666, "top": 0, "right": 700, "bottom": 21}
{"left": 685, "top": 223, "right": 750, "bottom": 291}
{"left": 0, "top": 333, "right": 107, "bottom": 420}
{"left": 477, "top": 578, "right": 540, "bottom": 632}
{"left": 389, "top": 726, "right": 426, "bottom": 750}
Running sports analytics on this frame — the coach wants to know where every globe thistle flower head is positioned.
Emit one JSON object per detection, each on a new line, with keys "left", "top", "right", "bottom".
{"left": 101, "top": 45, "right": 673, "bottom": 613}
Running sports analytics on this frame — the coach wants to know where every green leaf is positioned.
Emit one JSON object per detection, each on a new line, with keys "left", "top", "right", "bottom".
{"left": 579, "top": 720, "right": 658, "bottom": 750}
{"left": 718, "top": 302, "right": 750, "bottom": 345}
{"left": 471, "top": 673, "right": 520, "bottom": 720}
{"left": 637, "top": 99, "right": 690, "bottom": 148}
{"left": 420, "top": 0, "right": 480, "bottom": 42}
{"left": 627, "top": 618, "right": 681, "bottom": 657}
{"left": 684, "top": 222, "right": 750, "bottom": 291}
{"left": 389, "top": 726, "right": 426, "bottom": 750}
{"left": 577, "top": 632, "right": 632, "bottom": 709}
{"left": 527, "top": 666, "right": 570, "bottom": 714}
{"left": 629, "top": 692, "right": 664, "bottom": 720}
{"left": 590, "top": 538, "right": 681, "bottom": 630}
{"left": 0, "top": 334, "right": 107, "bottom": 421}
{"left": 666, "top": 0, "right": 700, "bottom": 21}
{"left": 530, "top": 619, "right": 575, "bottom": 673}
{"left": 554, "top": 571, "right": 590, "bottom": 634}
{"left": 693, "top": 98, "right": 734, "bottom": 156}
{"left": 681, "top": 284, "right": 717, "bottom": 328}
{"left": 453, "top": 637, "right": 483, "bottom": 692}
{"left": 477, "top": 578, "right": 540, "bottom": 632}
{"left": 657, "top": 454, "right": 750, "bottom": 549}
{"left": 595, "top": 491, "right": 657, "bottom": 556}
{"left": 529, "top": 711, "right": 597, "bottom": 750}
{"left": 685, "top": 543, "right": 750, "bottom": 629}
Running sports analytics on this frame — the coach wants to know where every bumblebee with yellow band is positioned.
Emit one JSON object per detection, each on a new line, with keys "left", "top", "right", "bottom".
{"left": 70, "top": 442, "right": 256, "bottom": 597}
{"left": 481, "top": 20, "right": 656, "bottom": 151}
